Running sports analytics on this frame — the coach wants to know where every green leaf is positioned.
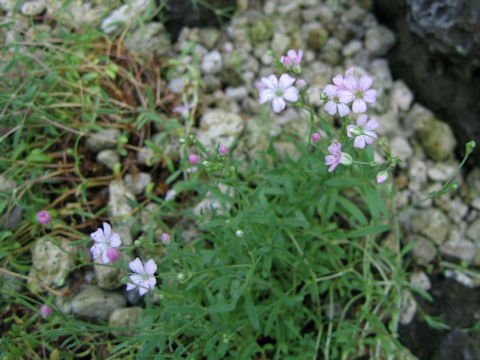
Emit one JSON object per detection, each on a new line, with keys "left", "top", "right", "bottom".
{"left": 347, "top": 224, "right": 391, "bottom": 238}
{"left": 264, "top": 301, "right": 280, "bottom": 335}
{"left": 25, "top": 148, "right": 52, "bottom": 163}
{"left": 324, "top": 177, "right": 360, "bottom": 188}
{"left": 337, "top": 195, "right": 368, "bottom": 225}
{"left": 244, "top": 291, "right": 259, "bottom": 331}
{"left": 207, "top": 303, "right": 235, "bottom": 314}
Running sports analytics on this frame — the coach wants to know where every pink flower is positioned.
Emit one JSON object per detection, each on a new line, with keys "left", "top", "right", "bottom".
{"left": 40, "top": 304, "right": 52, "bottom": 318}
{"left": 37, "top": 210, "right": 51, "bottom": 225}
{"left": 296, "top": 79, "right": 307, "bottom": 88}
{"left": 106, "top": 248, "right": 121, "bottom": 263}
{"left": 224, "top": 42, "right": 233, "bottom": 52}
{"left": 346, "top": 114, "right": 379, "bottom": 149}
{"left": 173, "top": 103, "right": 194, "bottom": 116}
{"left": 161, "top": 233, "right": 171, "bottom": 244}
{"left": 322, "top": 74, "right": 350, "bottom": 116}
{"left": 126, "top": 258, "right": 157, "bottom": 296}
{"left": 280, "top": 49, "right": 303, "bottom": 68}
{"left": 338, "top": 74, "right": 377, "bottom": 113}
{"left": 325, "top": 142, "right": 352, "bottom": 173}
{"left": 219, "top": 145, "right": 228, "bottom": 156}
{"left": 376, "top": 171, "right": 388, "bottom": 184}
{"left": 312, "top": 133, "right": 321, "bottom": 142}
{"left": 90, "top": 222, "right": 121, "bottom": 264}
{"left": 188, "top": 154, "right": 200, "bottom": 165}
{"left": 259, "top": 73, "right": 299, "bottom": 113}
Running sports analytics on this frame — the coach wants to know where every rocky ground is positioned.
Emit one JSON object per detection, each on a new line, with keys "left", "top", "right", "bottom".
{"left": 1, "top": 0, "right": 480, "bottom": 358}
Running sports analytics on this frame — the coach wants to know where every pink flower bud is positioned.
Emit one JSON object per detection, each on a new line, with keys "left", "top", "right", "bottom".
{"left": 37, "top": 210, "right": 51, "bottom": 225}
{"left": 311, "top": 133, "right": 321, "bottom": 142}
{"left": 40, "top": 304, "right": 52, "bottom": 318}
{"left": 188, "top": 154, "right": 200, "bottom": 165}
{"left": 376, "top": 171, "right": 388, "bottom": 184}
{"left": 219, "top": 145, "right": 228, "bottom": 156}
{"left": 161, "top": 233, "right": 171, "bottom": 244}
{"left": 106, "top": 248, "right": 121, "bottom": 263}
{"left": 297, "top": 79, "right": 307, "bottom": 88}
{"left": 224, "top": 43, "right": 233, "bottom": 52}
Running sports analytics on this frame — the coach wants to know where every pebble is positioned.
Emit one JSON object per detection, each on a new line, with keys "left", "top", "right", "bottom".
{"left": 201, "top": 50, "right": 222, "bottom": 74}
{"left": 21, "top": 1, "right": 46, "bottom": 16}
{"left": 71, "top": 286, "right": 126, "bottom": 320}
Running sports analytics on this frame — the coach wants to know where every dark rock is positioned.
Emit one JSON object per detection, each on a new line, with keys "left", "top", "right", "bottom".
{"left": 373, "top": 0, "right": 480, "bottom": 164}
{"left": 398, "top": 276, "right": 480, "bottom": 360}
{"left": 162, "top": 0, "right": 237, "bottom": 41}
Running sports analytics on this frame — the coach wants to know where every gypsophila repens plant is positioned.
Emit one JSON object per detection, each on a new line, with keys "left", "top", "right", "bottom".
{"left": 73, "top": 48, "right": 476, "bottom": 359}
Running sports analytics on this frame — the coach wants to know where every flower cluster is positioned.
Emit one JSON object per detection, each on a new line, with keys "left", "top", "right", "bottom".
{"left": 323, "top": 69, "right": 377, "bottom": 116}
{"left": 257, "top": 56, "right": 389, "bottom": 182}
{"left": 89, "top": 223, "right": 163, "bottom": 296}
{"left": 258, "top": 49, "right": 307, "bottom": 113}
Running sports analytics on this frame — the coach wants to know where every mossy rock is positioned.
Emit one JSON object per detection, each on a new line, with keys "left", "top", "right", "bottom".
{"left": 416, "top": 113, "right": 457, "bottom": 161}
{"left": 218, "top": 65, "right": 245, "bottom": 87}
{"left": 307, "top": 27, "right": 329, "bottom": 51}
{"left": 249, "top": 18, "right": 274, "bottom": 44}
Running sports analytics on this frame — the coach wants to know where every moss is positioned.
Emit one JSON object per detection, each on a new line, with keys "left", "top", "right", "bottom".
{"left": 249, "top": 18, "right": 274, "bottom": 44}
{"left": 307, "top": 27, "right": 329, "bottom": 51}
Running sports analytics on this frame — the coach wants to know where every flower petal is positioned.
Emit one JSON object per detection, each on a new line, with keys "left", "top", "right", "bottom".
{"left": 354, "top": 136, "right": 366, "bottom": 149}
{"left": 346, "top": 125, "right": 354, "bottom": 137}
{"left": 287, "top": 49, "right": 297, "bottom": 59}
{"left": 343, "top": 75, "right": 357, "bottom": 91}
{"left": 126, "top": 283, "right": 137, "bottom": 291}
{"left": 261, "top": 75, "right": 278, "bottom": 89}
{"left": 295, "top": 49, "right": 303, "bottom": 65}
{"left": 328, "top": 142, "right": 341, "bottom": 154}
{"left": 90, "top": 243, "right": 104, "bottom": 259}
{"left": 337, "top": 89, "right": 354, "bottom": 104}
{"left": 138, "top": 287, "right": 148, "bottom": 296}
{"left": 358, "top": 74, "right": 373, "bottom": 90}
{"left": 325, "top": 155, "right": 335, "bottom": 165}
{"left": 352, "top": 99, "right": 367, "bottom": 113}
{"left": 356, "top": 114, "right": 368, "bottom": 126}
{"left": 332, "top": 74, "right": 344, "bottom": 87}
{"left": 338, "top": 103, "right": 351, "bottom": 117}
{"left": 102, "top": 250, "right": 110, "bottom": 264}
{"left": 148, "top": 276, "right": 157, "bottom": 289}
{"left": 365, "top": 117, "right": 379, "bottom": 131}
{"left": 90, "top": 228, "right": 104, "bottom": 243}
{"left": 363, "top": 89, "right": 377, "bottom": 103}
{"left": 259, "top": 89, "right": 275, "bottom": 104}
{"left": 272, "top": 97, "right": 286, "bottom": 113}
{"left": 324, "top": 101, "right": 337, "bottom": 115}
{"left": 102, "top": 222, "right": 111, "bottom": 239}
{"left": 283, "top": 86, "right": 299, "bottom": 102}
{"left": 328, "top": 163, "right": 338, "bottom": 173}
{"left": 278, "top": 73, "right": 296, "bottom": 89}
{"left": 110, "top": 233, "right": 121, "bottom": 247}
{"left": 130, "top": 274, "right": 143, "bottom": 286}
{"left": 144, "top": 259, "right": 157, "bottom": 275}
{"left": 323, "top": 84, "right": 337, "bottom": 98}
{"left": 129, "top": 258, "right": 144, "bottom": 274}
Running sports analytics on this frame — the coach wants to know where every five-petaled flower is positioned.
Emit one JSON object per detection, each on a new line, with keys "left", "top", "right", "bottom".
{"left": 346, "top": 114, "right": 379, "bottom": 149}
{"left": 337, "top": 74, "right": 377, "bottom": 113}
{"left": 90, "top": 222, "right": 121, "bottom": 264}
{"left": 280, "top": 49, "right": 303, "bottom": 69}
{"left": 126, "top": 258, "right": 157, "bottom": 296}
{"left": 323, "top": 74, "right": 351, "bottom": 117}
{"left": 325, "top": 142, "right": 353, "bottom": 173}
{"left": 259, "top": 74, "right": 299, "bottom": 113}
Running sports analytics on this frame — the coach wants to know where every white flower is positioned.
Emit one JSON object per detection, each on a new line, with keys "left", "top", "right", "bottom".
{"left": 90, "top": 222, "right": 121, "bottom": 264}
{"left": 259, "top": 73, "right": 299, "bottom": 113}
{"left": 126, "top": 258, "right": 157, "bottom": 296}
